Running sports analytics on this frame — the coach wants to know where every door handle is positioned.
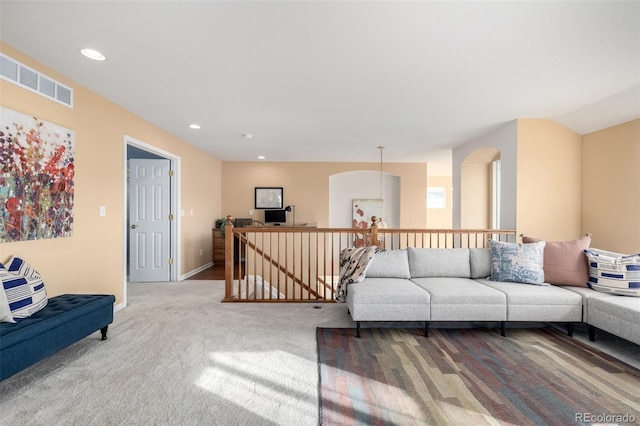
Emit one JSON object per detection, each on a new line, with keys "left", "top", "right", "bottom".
{"left": 131, "top": 224, "right": 137, "bottom": 229}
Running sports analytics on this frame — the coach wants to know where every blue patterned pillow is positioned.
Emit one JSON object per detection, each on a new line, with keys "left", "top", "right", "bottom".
{"left": 489, "top": 240, "right": 547, "bottom": 285}
{"left": 0, "top": 257, "right": 48, "bottom": 321}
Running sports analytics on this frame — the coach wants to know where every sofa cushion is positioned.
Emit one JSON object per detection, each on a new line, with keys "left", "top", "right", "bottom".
{"left": 476, "top": 279, "right": 582, "bottom": 322}
{"left": 345, "top": 278, "right": 430, "bottom": 322}
{"left": 366, "top": 249, "right": 411, "bottom": 279}
{"left": 588, "top": 296, "right": 640, "bottom": 345}
{"left": 583, "top": 248, "right": 640, "bottom": 297}
{"left": 488, "top": 240, "right": 546, "bottom": 285}
{"left": 477, "top": 279, "right": 582, "bottom": 305}
{"left": 561, "top": 286, "right": 619, "bottom": 322}
{"left": 0, "top": 257, "right": 48, "bottom": 321}
{"left": 521, "top": 234, "right": 591, "bottom": 287}
{"left": 347, "top": 278, "right": 430, "bottom": 305}
{"left": 410, "top": 277, "right": 506, "bottom": 321}
{"left": 408, "top": 248, "right": 470, "bottom": 278}
{"left": 469, "top": 248, "right": 491, "bottom": 279}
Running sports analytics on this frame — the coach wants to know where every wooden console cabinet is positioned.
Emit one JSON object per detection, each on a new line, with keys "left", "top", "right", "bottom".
{"left": 212, "top": 229, "right": 225, "bottom": 264}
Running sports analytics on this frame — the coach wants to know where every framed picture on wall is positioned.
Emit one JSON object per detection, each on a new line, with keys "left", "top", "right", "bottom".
{"left": 352, "top": 199, "right": 383, "bottom": 247}
{"left": 352, "top": 199, "right": 383, "bottom": 228}
{"left": 1, "top": 107, "right": 75, "bottom": 242}
{"left": 427, "top": 187, "right": 446, "bottom": 208}
{"left": 255, "top": 187, "right": 283, "bottom": 209}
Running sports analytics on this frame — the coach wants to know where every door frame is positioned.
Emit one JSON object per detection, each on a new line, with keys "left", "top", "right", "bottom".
{"left": 122, "top": 135, "right": 181, "bottom": 307}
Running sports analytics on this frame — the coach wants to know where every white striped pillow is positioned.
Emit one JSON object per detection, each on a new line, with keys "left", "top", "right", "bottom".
{"left": 0, "top": 257, "right": 48, "bottom": 320}
{"left": 583, "top": 248, "right": 640, "bottom": 297}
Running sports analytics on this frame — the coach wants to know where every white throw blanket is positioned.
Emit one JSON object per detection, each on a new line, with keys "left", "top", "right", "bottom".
{"left": 335, "top": 246, "right": 382, "bottom": 302}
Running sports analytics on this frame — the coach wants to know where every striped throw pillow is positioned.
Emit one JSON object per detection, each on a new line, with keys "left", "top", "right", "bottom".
{"left": 583, "top": 248, "right": 640, "bottom": 297}
{"left": 0, "top": 257, "right": 48, "bottom": 320}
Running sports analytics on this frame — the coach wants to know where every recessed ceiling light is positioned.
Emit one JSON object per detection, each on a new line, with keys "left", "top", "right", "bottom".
{"left": 257, "top": 155, "right": 265, "bottom": 160}
{"left": 80, "top": 48, "right": 106, "bottom": 61}
{"left": 189, "top": 124, "right": 201, "bottom": 129}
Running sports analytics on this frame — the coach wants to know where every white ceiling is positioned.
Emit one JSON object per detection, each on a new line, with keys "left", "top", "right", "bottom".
{"left": 1, "top": 1, "right": 638, "bottom": 174}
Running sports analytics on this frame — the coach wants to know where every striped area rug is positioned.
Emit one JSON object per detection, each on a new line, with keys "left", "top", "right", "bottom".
{"left": 317, "top": 327, "right": 640, "bottom": 425}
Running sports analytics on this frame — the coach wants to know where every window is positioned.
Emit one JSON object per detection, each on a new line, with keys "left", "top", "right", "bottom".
{"left": 492, "top": 160, "right": 501, "bottom": 228}
{"left": 427, "top": 187, "right": 446, "bottom": 209}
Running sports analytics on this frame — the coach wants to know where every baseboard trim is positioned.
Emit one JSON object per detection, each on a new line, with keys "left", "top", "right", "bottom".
{"left": 181, "top": 262, "right": 213, "bottom": 280}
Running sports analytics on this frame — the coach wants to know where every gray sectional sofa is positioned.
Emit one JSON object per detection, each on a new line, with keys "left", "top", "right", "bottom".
{"left": 345, "top": 247, "right": 640, "bottom": 345}
{"left": 563, "top": 286, "right": 640, "bottom": 345}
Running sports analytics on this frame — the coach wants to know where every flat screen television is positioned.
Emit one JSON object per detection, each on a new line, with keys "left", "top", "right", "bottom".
{"left": 264, "top": 209, "right": 287, "bottom": 225}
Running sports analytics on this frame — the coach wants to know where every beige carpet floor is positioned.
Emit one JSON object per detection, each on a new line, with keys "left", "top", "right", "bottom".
{"left": 0, "top": 280, "right": 352, "bottom": 425}
{"left": 1, "top": 280, "right": 638, "bottom": 425}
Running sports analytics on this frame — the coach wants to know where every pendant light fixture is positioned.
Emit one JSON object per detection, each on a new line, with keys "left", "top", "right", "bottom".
{"left": 377, "top": 146, "right": 387, "bottom": 229}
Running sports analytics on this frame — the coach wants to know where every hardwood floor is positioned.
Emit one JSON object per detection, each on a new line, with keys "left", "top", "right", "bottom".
{"left": 189, "top": 264, "right": 224, "bottom": 280}
{"left": 189, "top": 263, "right": 244, "bottom": 280}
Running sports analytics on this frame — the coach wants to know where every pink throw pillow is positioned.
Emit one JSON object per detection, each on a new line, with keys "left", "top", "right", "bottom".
{"left": 521, "top": 234, "right": 591, "bottom": 287}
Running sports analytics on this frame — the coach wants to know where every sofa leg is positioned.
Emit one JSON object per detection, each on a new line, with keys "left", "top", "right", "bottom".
{"left": 589, "top": 325, "right": 596, "bottom": 342}
{"left": 424, "top": 321, "right": 429, "bottom": 338}
{"left": 501, "top": 322, "right": 507, "bottom": 337}
{"left": 567, "top": 323, "right": 574, "bottom": 337}
{"left": 100, "top": 325, "right": 109, "bottom": 341}
{"left": 356, "top": 321, "right": 361, "bottom": 338}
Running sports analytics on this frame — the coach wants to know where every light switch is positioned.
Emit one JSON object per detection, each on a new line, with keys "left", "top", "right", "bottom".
{"left": 99, "top": 206, "right": 106, "bottom": 217}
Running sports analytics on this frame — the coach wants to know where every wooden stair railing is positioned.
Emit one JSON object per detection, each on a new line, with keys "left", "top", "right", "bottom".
{"left": 222, "top": 215, "right": 517, "bottom": 302}
{"left": 234, "top": 231, "right": 324, "bottom": 299}
{"left": 223, "top": 216, "right": 334, "bottom": 302}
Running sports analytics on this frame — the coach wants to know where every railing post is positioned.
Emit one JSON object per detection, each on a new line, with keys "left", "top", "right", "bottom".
{"left": 223, "top": 215, "right": 234, "bottom": 301}
{"left": 370, "top": 216, "right": 378, "bottom": 247}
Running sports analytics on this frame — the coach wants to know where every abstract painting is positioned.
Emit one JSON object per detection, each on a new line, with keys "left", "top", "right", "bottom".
{"left": 0, "top": 108, "right": 75, "bottom": 242}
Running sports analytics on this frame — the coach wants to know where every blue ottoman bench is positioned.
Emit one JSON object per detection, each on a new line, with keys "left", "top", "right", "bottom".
{"left": 0, "top": 294, "right": 115, "bottom": 381}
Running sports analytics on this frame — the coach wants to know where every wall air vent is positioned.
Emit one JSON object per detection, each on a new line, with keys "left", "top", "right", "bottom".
{"left": 0, "top": 53, "right": 73, "bottom": 108}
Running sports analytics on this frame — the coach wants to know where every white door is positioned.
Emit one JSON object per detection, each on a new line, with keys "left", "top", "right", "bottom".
{"left": 129, "top": 159, "right": 171, "bottom": 282}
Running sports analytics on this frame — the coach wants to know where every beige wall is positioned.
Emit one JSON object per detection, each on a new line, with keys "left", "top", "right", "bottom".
{"left": 0, "top": 43, "right": 222, "bottom": 305}
{"left": 178, "top": 150, "right": 222, "bottom": 273}
{"left": 221, "top": 162, "right": 428, "bottom": 228}
{"left": 426, "top": 176, "right": 452, "bottom": 228}
{"left": 460, "top": 164, "right": 491, "bottom": 228}
{"left": 582, "top": 119, "right": 640, "bottom": 253}
{"left": 516, "top": 119, "right": 582, "bottom": 240}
